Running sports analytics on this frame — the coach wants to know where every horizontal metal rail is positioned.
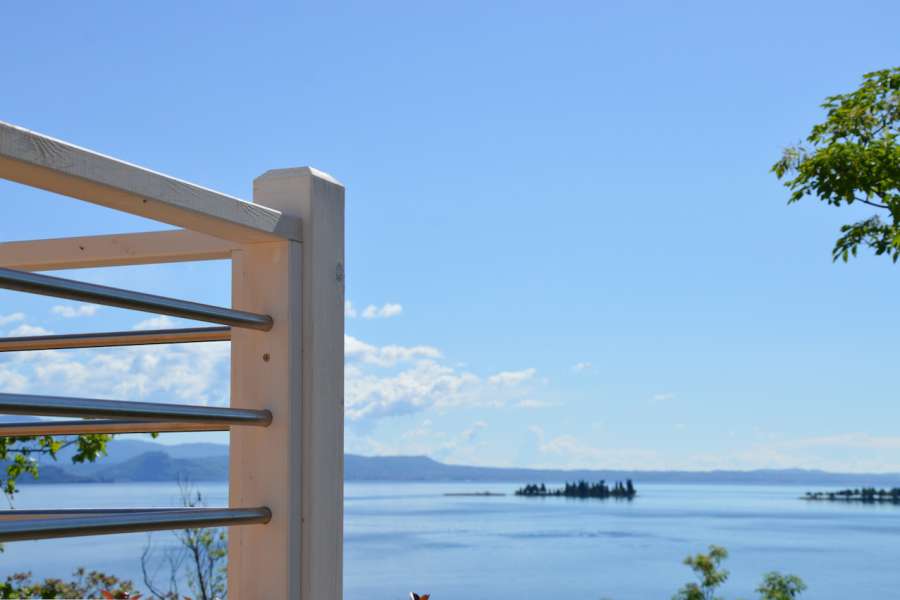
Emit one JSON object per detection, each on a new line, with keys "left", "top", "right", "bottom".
{"left": 0, "top": 267, "right": 272, "bottom": 331}
{"left": 0, "top": 393, "right": 272, "bottom": 426}
{"left": 0, "top": 507, "right": 271, "bottom": 542}
{"left": 0, "top": 326, "right": 231, "bottom": 352}
{"left": 0, "top": 507, "right": 207, "bottom": 521}
{"left": 0, "top": 418, "right": 230, "bottom": 436}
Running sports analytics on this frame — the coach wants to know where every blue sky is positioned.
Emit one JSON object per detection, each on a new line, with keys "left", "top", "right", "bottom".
{"left": 1, "top": 1, "right": 899, "bottom": 471}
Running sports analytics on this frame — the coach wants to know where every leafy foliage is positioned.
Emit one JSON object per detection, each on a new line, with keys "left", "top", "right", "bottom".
{"left": 672, "top": 545, "right": 806, "bottom": 600}
{"left": 141, "top": 482, "right": 227, "bottom": 600}
{"left": 673, "top": 545, "right": 730, "bottom": 600}
{"left": 756, "top": 572, "right": 807, "bottom": 600}
{"left": 772, "top": 67, "right": 899, "bottom": 261}
{"left": 0, "top": 434, "right": 112, "bottom": 499}
{"left": 0, "top": 567, "right": 137, "bottom": 599}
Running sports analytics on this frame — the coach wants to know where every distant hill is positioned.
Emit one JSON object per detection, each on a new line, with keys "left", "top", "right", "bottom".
{"left": 41, "top": 439, "right": 229, "bottom": 466}
{"left": 17, "top": 463, "right": 95, "bottom": 484}
{"left": 90, "top": 451, "right": 228, "bottom": 482}
{"left": 345, "top": 455, "right": 900, "bottom": 486}
{"left": 9, "top": 443, "right": 900, "bottom": 487}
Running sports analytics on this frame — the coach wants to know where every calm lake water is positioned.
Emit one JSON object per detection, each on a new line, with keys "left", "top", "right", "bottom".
{"left": 1, "top": 481, "right": 898, "bottom": 598}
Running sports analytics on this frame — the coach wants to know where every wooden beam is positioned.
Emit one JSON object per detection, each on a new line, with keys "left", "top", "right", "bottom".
{"left": 0, "top": 121, "right": 302, "bottom": 243}
{"left": 229, "top": 167, "right": 344, "bottom": 600}
{"left": 0, "top": 230, "right": 238, "bottom": 271}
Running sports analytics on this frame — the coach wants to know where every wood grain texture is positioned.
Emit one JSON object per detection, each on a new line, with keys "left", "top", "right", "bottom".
{"left": 0, "top": 230, "right": 237, "bottom": 271}
{"left": 228, "top": 240, "right": 303, "bottom": 598}
{"left": 228, "top": 167, "right": 344, "bottom": 600}
{"left": 0, "top": 121, "right": 302, "bottom": 242}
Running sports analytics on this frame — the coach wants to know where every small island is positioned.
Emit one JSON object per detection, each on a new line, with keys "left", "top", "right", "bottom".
{"left": 515, "top": 479, "right": 636, "bottom": 499}
{"left": 804, "top": 487, "right": 900, "bottom": 504}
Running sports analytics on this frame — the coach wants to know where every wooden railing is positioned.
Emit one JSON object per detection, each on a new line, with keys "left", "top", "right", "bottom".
{"left": 0, "top": 121, "right": 344, "bottom": 599}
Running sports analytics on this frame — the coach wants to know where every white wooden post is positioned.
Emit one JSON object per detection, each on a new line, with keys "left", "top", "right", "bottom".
{"left": 228, "top": 167, "right": 344, "bottom": 599}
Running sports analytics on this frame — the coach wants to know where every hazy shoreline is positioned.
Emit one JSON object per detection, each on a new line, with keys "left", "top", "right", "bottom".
{"left": 10, "top": 439, "right": 900, "bottom": 488}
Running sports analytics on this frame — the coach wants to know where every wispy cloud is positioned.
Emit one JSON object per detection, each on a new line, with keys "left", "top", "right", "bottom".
{"left": 777, "top": 433, "right": 900, "bottom": 451}
{"left": 524, "top": 426, "right": 900, "bottom": 472}
{"left": 132, "top": 316, "right": 179, "bottom": 331}
{"left": 362, "top": 303, "right": 403, "bottom": 319}
{"left": 9, "top": 324, "right": 52, "bottom": 337}
{"left": 345, "top": 301, "right": 403, "bottom": 319}
{"left": 516, "top": 399, "right": 558, "bottom": 409}
{"left": 571, "top": 362, "right": 592, "bottom": 373}
{"left": 348, "top": 420, "right": 490, "bottom": 464}
{"left": 488, "top": 368, "right": 536, "bottom": 386}
{"left": 51, "top": 304, "right": 99, "bottom": 318}
{"left": 345, "top": 335, "right": 441, "bottom": 368}
{"left": 0, "top": 313, "right": 25, "bottom": 326}
{"left": 528, "top": 427, "right": 667, "bottom": 469}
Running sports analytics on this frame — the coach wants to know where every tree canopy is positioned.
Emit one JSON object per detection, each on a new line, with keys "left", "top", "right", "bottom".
{"left": 773, "top": 67, "right": 899, "bottom": 262}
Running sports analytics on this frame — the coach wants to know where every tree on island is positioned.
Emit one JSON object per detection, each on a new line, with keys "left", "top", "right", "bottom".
{"left": 515, "top": 479, "right": 636, "bottom": 499}
{"left": 805, "top": 487, "right": 900, "bottom": 503}
{"left": 772, "top": 67, "right": 899, "bottom": 262}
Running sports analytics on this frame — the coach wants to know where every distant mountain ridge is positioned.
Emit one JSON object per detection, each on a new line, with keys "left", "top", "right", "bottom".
{"left": 9, "top": 442, "right": 900, "bottom": 487}
{"left": 344, "top": 455, "right": 900, "bottom": 486}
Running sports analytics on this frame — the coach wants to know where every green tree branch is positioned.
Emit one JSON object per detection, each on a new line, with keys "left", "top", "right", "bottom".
{"left": 773, "top": 67, "right": 900, "bottom": 262}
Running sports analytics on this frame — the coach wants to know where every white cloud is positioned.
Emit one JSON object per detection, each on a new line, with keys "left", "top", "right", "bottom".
{"left": 777, "top": 433, "right": 900, "bottom": 451}
{"left": 488, "top": 368, "right": 536, "bottom": 386}
{"left": 402, "top": 419, "right": 434, "bottom": 439}
{"left": 346, "top": 360, "right": 480, "bottom": 420}
{"left": 529, "top": 428, "right": 664, "bottom": 469}
{"left": 361, "top": 303, "right": 403, "bottom": 319}
{"left": 345, "top": 301, "right": 403, "bottom": 319}
{"left": 0, "top": 364, "right": 28, "bottom": 392}
{"left": 537, "top": 434, "right": 605, "bottom": 462}
{"left": 132, "top": 316, "right": 179, "bottom": 331}
{"left": 349, "top": 420, "right": 490, "bottom": 464}
{"left": 460, "top": 420, "right": 487, "bottom": 442}
{"left": 51, "top": 304, "right": 99, "bottom": 318}
{"left": 0, "top": 338, "right": 230, "bottom": 405}
{"left": 0, "top": 312, "right": 25, "bottom": 326}
{"left": 651, "top": 392, "right": 675, "bottom": 402}
{"left": 516, "top": 399, "right": 558, "bottom": 409}
{"left": 571, "top": 362, "right": 592, "bottom": 373}
{"left": 9, "top": 324, "right": 52, "bottom": 337}
{"left": 345, "top": 336, "right": 539, "bottom": 421}
{"left": 345, "top": 335, "right": 441, "bottom": 368}
{"left": 523, "top": 426, "right": 900, "bottom": 472}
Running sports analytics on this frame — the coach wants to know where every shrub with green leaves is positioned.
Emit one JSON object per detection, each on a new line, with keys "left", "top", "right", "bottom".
{"left": 0, "top": 568, "right": 137, "bottom": 599}
{"left": 672, "top": 545, "right": 806, "bottom": 600}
